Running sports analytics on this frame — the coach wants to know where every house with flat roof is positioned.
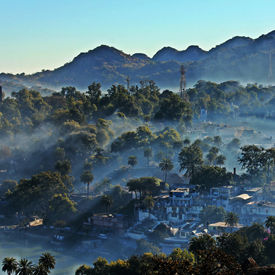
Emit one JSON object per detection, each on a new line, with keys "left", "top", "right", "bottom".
{"left": 241, "top": 201, "right": 275, "bottom": 224}
{"left": 208, "top": 221, "right": 243, "bottom": 234}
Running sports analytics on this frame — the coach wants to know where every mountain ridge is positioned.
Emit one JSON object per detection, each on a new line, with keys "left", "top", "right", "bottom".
{"left": 1, "top": 30, "right": 275, "bottom": 91}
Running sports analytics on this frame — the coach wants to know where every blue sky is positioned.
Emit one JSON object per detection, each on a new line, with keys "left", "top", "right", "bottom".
{"left": 1, "top": 0, "right": 275, "bottom": 74}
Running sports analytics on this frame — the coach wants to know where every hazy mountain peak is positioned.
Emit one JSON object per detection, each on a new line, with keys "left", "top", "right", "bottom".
{"left": 86, "top": 44, "right": 130, "bottom": 57}
{"left": 153, "top": 45, "right": 206, "bottom": 62}
{"left": 132, "top": 53, "right": 151, "bottom": 60}
{"left": 209, "top": 36, "right": 253, "bottom": 54}
{"left": 185, "top": 45, "right": 206, "bottom": 52}
{"left": 261, "top": 30, "right": 275, "bottom": 38}
{"left": 70, "top": 44, "right": 131, "bottom": 67}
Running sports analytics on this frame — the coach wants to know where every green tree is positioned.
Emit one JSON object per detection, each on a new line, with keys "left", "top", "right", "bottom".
{"left": 225, "top": 212, "right": 239, "bottom": 228}
{"left": 2, "top": 257, "right": 17, "bottom": 275}
{"left": 87, "top": 82, "right": 102, "bottom": 104}
{"left": 238, "top": 145, "right": 264, "bottom": 176}
{"left": 189, "top": 234, "right": 216, "bottom": 255}
{"left": 55, "top": 159, "right": 71, "bottom": 176}
{"left": 200, "top": 205, "right": 226, "bottom": 225}
{"left": 264, "top": 234, "right": 275, "bottom": 264}
{"left": 0, "top": 180, "right": 17, "bottom": 196}
{"left": 217, "top": 233, "right": 248, "bottom": 264}
{"left": 178, "top": 144, "right": 203, "bottom": 177}
{"left": 7, "top": 171, "right": 67, "bottom": 216}
{"left": 196, "top": 248, "right": 243, "bottom": 275}
{"left": 215, "top": 155, "right": 226, "bottom": 167}
{"left": 190, "top": 166, "right": 231, "bottom": 191}
{"left": 159, "top": 158, "right": 174, "bottom": 183}
{"left": 127, "top": 178, "right": 140, "bottom": 199}
{"left": 111, "top": 131, "right": 138, "bottom": 152}
{"left": 154, "top": 91, "right": 192, "bottom": 124}
{"left": 92, "top": 257, "right": 109, "bottom": 275}
{"left": 47, "top": 194, "right": 77, "bottom": 225}
{"left": 265, "top": 216, "right": 275, "bottom": 234}
{"left": 75, "top": 264, "right": 92, "bottom": 275}
{"left": 127, "top": 177, "right": 161, "bottom": 200}
{"left": 169, "top": 248, "right": 195, "bottom": 263}
{"left": 80, "top": 170, "right": 94, "bottom": 198}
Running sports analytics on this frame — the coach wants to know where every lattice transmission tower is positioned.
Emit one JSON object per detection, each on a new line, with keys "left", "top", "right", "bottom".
{"left": 180, "top": 65, "right": 188, "bottom": 101}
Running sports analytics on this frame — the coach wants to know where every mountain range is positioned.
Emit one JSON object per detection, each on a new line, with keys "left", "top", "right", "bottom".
{"left": 2, "top": 30, "right": 275, "bottom": 92}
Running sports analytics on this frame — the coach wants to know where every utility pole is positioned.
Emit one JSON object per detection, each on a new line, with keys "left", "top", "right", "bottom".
{"left": 0, "top": 86, "right": 3, "bottom": 102}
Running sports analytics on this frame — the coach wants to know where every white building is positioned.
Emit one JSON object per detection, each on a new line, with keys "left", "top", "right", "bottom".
{"left": 241, "top": 201, "right": 275, "bottom": 224}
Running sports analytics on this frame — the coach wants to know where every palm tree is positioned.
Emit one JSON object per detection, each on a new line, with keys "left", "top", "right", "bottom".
{"left": 81, "top": 170, "right": 94, "bottom": 198}
{"left": 128, "top": 156, "right": 137, "bottom": 168}
{"left": 38, "top": 253, "right": 55, "bottom": 273}
{"left": 33, "top": 265, "right": 48, "bottom": 275}
{"left": 265, "top": 216, "right": 275, "bottom": 233}
{"left": 101, "top": 195, "right": 113, "bottom": 213}
{"left": 225, "top": 212, "right": 239, "bottom": 232}
{"left": 16, "top": 259, "right": 33, "bottom": 275}
{"left": 2, "top": 257, "right": 17, "bottom": 275}
{"left": 159, "top": 158, "right": 174, "bottom": 183}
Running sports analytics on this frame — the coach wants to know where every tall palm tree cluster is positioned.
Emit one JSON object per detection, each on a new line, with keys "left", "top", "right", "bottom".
{"left": 159, "top": 158, "right": 174, "bottom": 183}
{"left": 2, "top": 253, "right": 55, "bottom": 275}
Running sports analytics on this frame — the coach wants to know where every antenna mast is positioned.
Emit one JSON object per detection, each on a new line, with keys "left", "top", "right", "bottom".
{"left": 180, "top": 65, "right": 188, "bottom": 100}
{"left": 268, "top": 51, "right": 273, "bottom": 81}
{"left": 126, "top": 76, "right": 130, "bottom": 91}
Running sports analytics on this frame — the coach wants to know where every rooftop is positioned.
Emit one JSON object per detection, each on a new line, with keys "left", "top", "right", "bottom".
{"left": 245, "top": 187, "right": 262, "bottom": 193}
{"left": 232, "top": 194, "right": 252, "bottom": 200}
{"left": 209, "top": 222, "right": 243, "bottom": 228}
{"left": 246, "top": 201, "right": 275, "bottom": 208}
{"left": 170, "top": 188, "right": 189, "bottom": 193}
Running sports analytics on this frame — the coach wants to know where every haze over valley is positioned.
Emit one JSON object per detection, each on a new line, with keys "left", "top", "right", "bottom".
{"left": 1, "top": 1, "right": 275, "bottom": 274}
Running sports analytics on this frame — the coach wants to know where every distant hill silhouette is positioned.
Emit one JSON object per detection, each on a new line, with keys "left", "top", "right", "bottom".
{"left": 153, "top": 45, "right": 207, "bottom": 62}
{"left": 2, "top": 30, "right": 275, "bottom": 91}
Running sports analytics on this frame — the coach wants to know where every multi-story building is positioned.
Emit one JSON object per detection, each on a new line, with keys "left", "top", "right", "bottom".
{"left": 241, "top": 201, "right": 275, "bottom": 224}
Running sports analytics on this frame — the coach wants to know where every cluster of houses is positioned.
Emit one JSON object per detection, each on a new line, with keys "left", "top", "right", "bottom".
{"left": 159, "top": 182, "right": 274, "bottom": 225}
{"left": 81, "top": 177, "right": 275, "bottom": 253}
{"left": 1, "top": 170, "right": 274, "bottom": 255}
